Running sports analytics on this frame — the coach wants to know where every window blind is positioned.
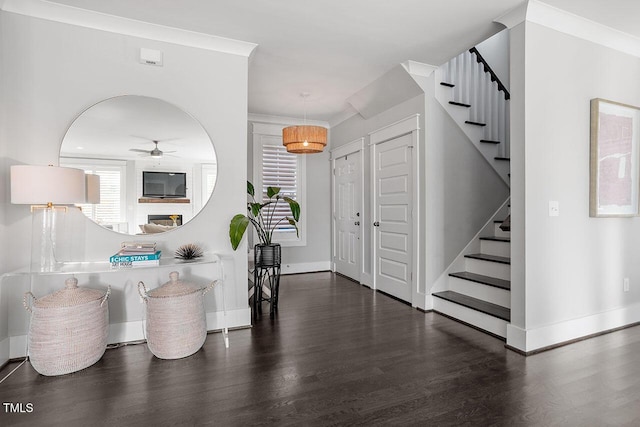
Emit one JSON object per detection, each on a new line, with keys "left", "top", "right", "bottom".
{"left": 262, "top": 144, "right": 297, "bottom": 234}
{"left": 75, "top": 168, "right": 123, "bottom": 223}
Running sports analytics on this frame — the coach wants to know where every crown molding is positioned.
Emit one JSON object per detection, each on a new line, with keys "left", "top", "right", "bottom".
{"left": 248, "top": 113, "right": 330, "bottom": 128}
{"left": 1, "top": 0, "right": 257, "bottom": 57}
{"left": 496, "top": 0, "right": 640, "bottom": 58}
{"left": 494, "top": 1, "right": 528, "bottom": 30}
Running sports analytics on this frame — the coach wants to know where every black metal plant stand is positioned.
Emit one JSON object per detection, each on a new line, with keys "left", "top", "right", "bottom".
{"left": 253, "top": 243, "right": 281, "bottom": 317}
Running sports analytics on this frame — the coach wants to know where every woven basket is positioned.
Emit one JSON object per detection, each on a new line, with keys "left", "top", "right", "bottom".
{"left": 23, "top": 278, "right": 110, "bottom": 376}
{"left": 138, "top": 271, "right": 216, "bottom": 359}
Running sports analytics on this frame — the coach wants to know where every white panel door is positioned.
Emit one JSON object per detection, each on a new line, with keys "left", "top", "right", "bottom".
{"left": 334, "top": 152, "right": 361, "bottom": 281}
{"left": 373, "top": 134, "right": 413, "bottom": 302}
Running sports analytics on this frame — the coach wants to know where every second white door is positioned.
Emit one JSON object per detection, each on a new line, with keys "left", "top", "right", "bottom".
{"left": 373, "top": 134, "right": 413, "bottom": 302}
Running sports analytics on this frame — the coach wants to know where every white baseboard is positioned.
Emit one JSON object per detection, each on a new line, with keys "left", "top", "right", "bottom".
{"left": 8, "top": 308, "right": 252, "bottom": 359}
{"left": 414, "top": 291, "right": 428, "bottom": 311}
{"left": 506, "top": 324, "right": 526, "bottom": 351}
{"left": 281, "top": 261, "right": 331, "bottom": 275}
{"left": 507, "top": 302, "right": 640, "bottom": 353}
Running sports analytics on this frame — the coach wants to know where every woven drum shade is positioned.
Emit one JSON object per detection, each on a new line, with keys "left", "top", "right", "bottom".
{"left": 282, "top": 125, "right": 327, "bottom": 154}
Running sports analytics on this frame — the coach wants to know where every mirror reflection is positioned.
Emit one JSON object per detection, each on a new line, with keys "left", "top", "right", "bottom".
{"left": 60, "top": 96, "right": 217, "bottom": 235}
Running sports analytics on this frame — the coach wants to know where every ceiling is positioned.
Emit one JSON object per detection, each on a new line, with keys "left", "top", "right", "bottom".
{"left": 46, "top": 0, "right": 639, "bottom": 124}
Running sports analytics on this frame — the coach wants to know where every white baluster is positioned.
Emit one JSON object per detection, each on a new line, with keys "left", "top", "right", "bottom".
{"left": 442, "top": 61, "right": 449, "bottom": 84}
{"left": 505, "top": 100, "right": 510, "bottom": 158}
{"left": 495, "top": 84, "right": 501, "bottom": 143}
{"left": 461, "top": 53, "right": 468, "bottom": 105}
{"left": 467, "top": 52, "right": 474, "bottom": 106}
{"left": 498, "top": 97, "right": 505, "bottom": 157}
{"left": 453, "top": 55, "right": 461, "bottom": 101}
{"left": 472, "top": 60, "right": 481, "bottom": 122}
{"left": 492, "top": 82, "right": 499, "bottom": 142}
{"left": 480, "top": 62, "right": 486, "bottom": 125}
{"left": 468, "top": 59, "right": 476, "bottom": 121}
{"left": 484, "top": 78, "right": 491, "bottom": 139}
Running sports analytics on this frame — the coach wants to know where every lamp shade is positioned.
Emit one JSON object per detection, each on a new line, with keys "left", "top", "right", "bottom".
{"left": 85, "top": 174, "right": 101, "bottom": 204}
{"left": 282, "top": 125, "right": 327, "bottom": 154}
{"left": 10, "top": 165, "right": 86, "bottom": 205}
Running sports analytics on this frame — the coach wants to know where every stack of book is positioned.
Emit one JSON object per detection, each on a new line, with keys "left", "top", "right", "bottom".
{"left": 110, "top": 242, "right": 161, "bottom": 268}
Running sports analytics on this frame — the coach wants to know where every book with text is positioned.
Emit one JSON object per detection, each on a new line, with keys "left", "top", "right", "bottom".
{"left": 110, "top": 250, "right": 162, "bottom": 263}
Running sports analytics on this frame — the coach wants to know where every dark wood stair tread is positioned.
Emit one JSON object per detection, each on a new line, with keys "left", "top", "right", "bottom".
{"left": 465, "top": 120, "right": 486, "bottom": 127}
{"left": 479, "top": 236, "right": 510, "bottom": 242}
{"left": 495, "top": 157, "right": 510, "bottom": 161}
{"left": 480, "top": 139, "right": 500, "bottom": 144}
{"left": 449, "top": 271, "right": 510, "bottom": 291}
{"left": 440, "top": 82, "right": 455, "bottom": 87}
{"left": 433, "top": 291, "right": 510, "bottom": 321}
{"left": 464, "top": 253, "right": 510, "bottom": 265}
{"left": 449, "top": 101, "right": 471, "bottom": 107}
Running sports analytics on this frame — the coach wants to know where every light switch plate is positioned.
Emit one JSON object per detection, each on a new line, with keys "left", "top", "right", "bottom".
{"left": 549, "top": 201, "right": 559, "bottom": 217}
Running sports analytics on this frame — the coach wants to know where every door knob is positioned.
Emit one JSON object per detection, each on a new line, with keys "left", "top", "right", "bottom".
{"left": 373, "top": 221, "right": 380, "bottom": 227}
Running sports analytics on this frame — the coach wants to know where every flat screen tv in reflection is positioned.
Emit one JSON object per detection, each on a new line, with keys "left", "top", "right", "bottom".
{"left": 142, "top": 171, "right": 187, "bottom": 198}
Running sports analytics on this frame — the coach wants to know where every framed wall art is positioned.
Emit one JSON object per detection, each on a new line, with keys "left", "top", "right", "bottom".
{"left": 590, "top": 98, "right": 640, "bottom": 217}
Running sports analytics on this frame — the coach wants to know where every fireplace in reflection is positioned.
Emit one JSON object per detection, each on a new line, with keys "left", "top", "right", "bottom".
{"left": 148, "top": 214, "right": 183, "bottom": 227}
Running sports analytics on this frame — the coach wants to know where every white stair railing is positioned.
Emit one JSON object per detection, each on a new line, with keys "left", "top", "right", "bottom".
{"left": 442, "top": 49, "right": 510, "bottom": 158}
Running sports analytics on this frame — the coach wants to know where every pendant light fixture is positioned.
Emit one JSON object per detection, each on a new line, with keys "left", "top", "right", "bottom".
{"left": 282, "top": 93, "right": 327, "bottom": 154}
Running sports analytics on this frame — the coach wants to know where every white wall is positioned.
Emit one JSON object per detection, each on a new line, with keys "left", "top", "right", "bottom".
{"left": 0, "top": 10, "right": 252, "bottom": 357}
{"left": 509, "top": 22, "right": 640, "bottom": 351}
{"left": 475, "top": 29, "right": 510, "bottom": 91}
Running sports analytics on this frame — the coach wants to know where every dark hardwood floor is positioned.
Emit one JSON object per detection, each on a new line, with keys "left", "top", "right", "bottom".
{"left": 2, "top": 272, "right": 640, "bottom": 426}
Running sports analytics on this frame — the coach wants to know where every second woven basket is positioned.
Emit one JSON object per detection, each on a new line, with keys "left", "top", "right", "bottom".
{"left": 139, "top": 271, "right": 216, "bottom": 359}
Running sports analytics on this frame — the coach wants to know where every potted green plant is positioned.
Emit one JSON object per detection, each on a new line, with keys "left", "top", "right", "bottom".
{"left": 229, "top": 181, "right": 300, "bottom": 267}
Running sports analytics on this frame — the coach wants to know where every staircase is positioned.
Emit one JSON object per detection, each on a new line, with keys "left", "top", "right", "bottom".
{"left": 432, "top": 46, "right": 511, "bottom": 339}
{"left": 433, "top": 218, "right": 511, "bottom": 338}
{"left": 435, "top": 48, "right": 511, "bottom": 185}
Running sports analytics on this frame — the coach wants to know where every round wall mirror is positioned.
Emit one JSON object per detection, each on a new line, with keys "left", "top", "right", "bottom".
{"left": 60, "top": 96, "right": 217, "bottom": 235}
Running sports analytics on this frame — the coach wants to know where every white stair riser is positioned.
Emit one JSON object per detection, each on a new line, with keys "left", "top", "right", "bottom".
{"left": 465, "top": 258, "right": 510, "bottom": 281}
{"left": 449, "top": 277, "right": 510, "bottom": 308}
{"left": 433, "top": 298, "right": 507, "bottom": 338}
{"left": 493, "top": 223, "right": 511, "bottom": 238}
{"left": 480, "top": 240, "right": 510, "bottom": 258}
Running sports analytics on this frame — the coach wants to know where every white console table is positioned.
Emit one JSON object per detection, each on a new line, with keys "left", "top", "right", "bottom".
{"left": 1, "top": 254, "right": 230, "bottom": 361}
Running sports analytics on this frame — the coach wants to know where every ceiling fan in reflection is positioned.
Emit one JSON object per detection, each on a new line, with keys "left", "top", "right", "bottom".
{"left": 129, "top": 138, "right": 178, "bottom": 159}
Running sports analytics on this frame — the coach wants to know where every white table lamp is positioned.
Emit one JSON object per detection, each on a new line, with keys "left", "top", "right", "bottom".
{"left": 10, "top": 165, "right": 86, "bottom": 271}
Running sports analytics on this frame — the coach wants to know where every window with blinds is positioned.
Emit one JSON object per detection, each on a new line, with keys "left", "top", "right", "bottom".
{"left": 62, "top": 163, "right": 126, "bottom": 225}
{"left": 262, "top": 144, "right": 298, "bottom": 235}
